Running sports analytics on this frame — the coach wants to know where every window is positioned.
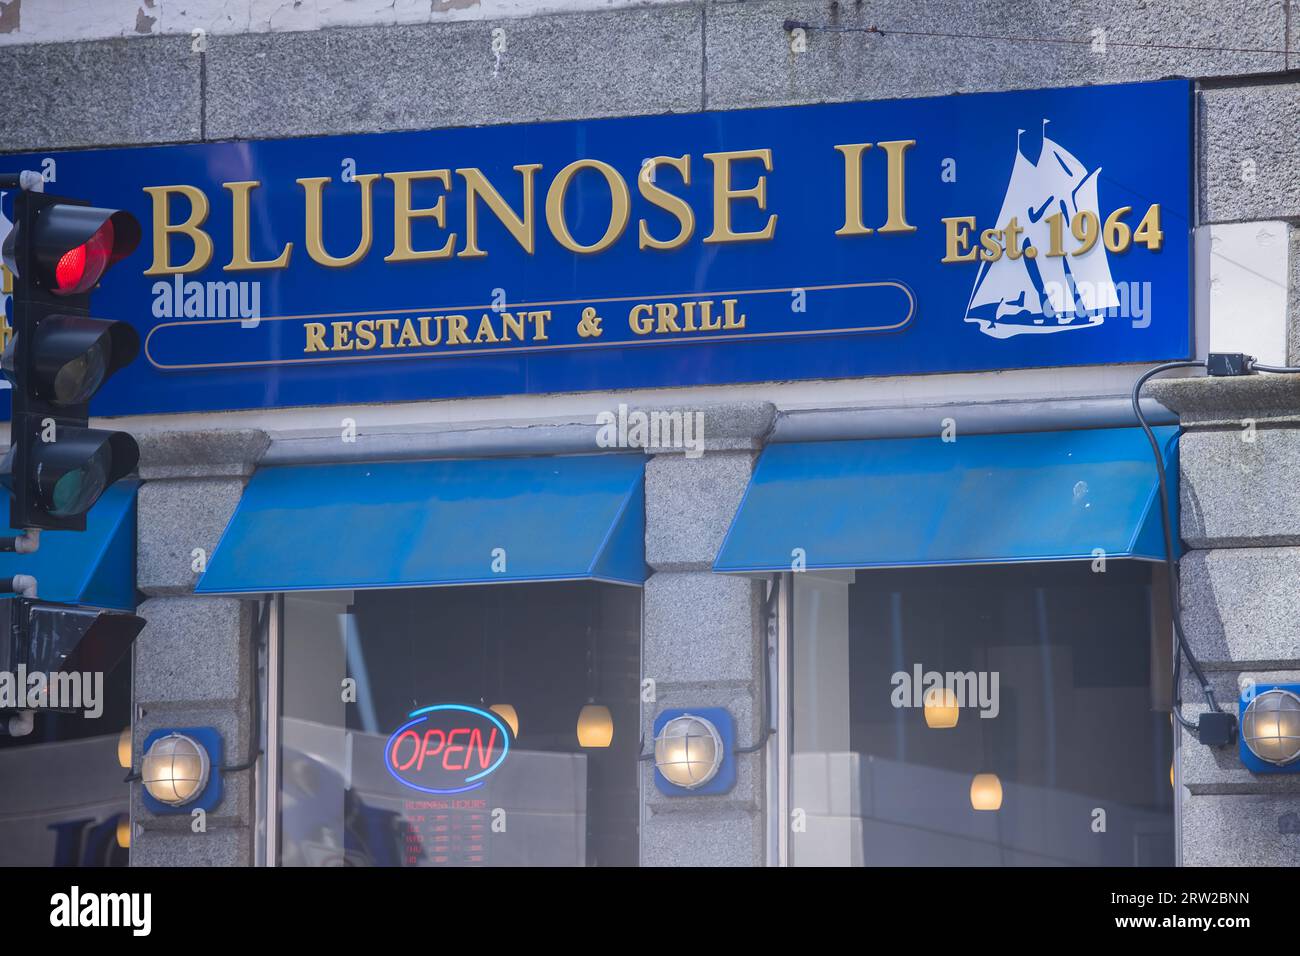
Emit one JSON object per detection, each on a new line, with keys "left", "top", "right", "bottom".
{"left": 790, "top": 562, "right": 1174, "bottom": 866}
{"left": 276, "top": 582, "right": 641, "bottom": 866}
{"left": 0, "top": 659, "right": 132, "bottom": 866}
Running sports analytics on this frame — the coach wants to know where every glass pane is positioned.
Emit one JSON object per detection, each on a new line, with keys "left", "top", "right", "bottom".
{"left": 791, "top": 562, "right": 1174, "bottom": 866}
{"left": 278, "top": 581, "right": 641, "bottom": 866}
{"left": 0, "top": 658, "right": 132, "bottom": 866}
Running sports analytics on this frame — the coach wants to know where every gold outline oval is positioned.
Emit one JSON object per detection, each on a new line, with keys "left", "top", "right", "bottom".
{"left": 143, "top": 280, "right": 916, "bottom": 371}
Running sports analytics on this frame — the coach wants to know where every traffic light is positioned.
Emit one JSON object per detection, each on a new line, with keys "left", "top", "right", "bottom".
{"left": 0, "top": 596, "right": 144, "bottom": 712}
{"left": 1, "top": 188, "right": 141, "bottom": 530}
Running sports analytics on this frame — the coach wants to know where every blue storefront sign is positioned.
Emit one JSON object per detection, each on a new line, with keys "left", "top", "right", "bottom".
{"left": 1, "top": 80, "right": 1192, "bottom": 416}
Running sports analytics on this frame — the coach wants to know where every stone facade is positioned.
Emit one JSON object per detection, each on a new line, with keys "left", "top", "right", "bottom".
{"left": 641, "top": 403, "right": 772, "bottom": 865}
{"left": 127, "top": 431, "right": 268, "bottom": 866}
{"left": 2, "top": 0, "right": 1297, "bottom": 865}
{"left": 1150, "top": 377, "right": 1300, "bottom": 866}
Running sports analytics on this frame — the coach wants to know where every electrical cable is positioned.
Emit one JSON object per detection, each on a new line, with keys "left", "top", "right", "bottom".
{"left": 1128, "top": 358, "right": 1216, "bottom": 733}
{"left": 1247, "top": 362, "right": 1300, "bottom": 374}
{"left": 1131, "top": 360, "right": 1219, "bottom": 730}
{"left": 1135, "top": 354, "right": 1300, "bottom": 734}
{"left": 220, "top": 595, "right": 268, "bottom": 773}
{"left": 734, "top": 574, "right": 781, "bottom": 754}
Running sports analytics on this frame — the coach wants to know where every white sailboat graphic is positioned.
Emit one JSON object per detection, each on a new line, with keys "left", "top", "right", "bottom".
{"left": 964, "top": 121, "right": 1120, "bottom": 339}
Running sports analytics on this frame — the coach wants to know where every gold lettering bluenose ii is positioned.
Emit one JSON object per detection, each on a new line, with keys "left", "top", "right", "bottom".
{"left": 141, "top": 141, "right": 915, "bottom": 275}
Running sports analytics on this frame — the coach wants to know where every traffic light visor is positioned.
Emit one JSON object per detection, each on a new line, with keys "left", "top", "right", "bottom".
{"left": 0, "top": 598, "right": 144, "bottom": 686}
{"left": 1, "top": 316, "right": 140, "bottom": 404}
{"left": 3, "top": 428, "right": 140, "bottom": 519}
{"left": 33, "top": 206, "right": 140, "bottom": 296}
{"left": 44, "top": 431, "right": 138, "bottom": 518}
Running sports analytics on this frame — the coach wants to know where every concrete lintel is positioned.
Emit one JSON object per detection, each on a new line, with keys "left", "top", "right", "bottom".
{"left": 136, "top": 430, "right": 271, "bottom": 480}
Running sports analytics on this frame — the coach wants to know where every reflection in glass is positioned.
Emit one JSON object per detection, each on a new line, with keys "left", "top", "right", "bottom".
{"left": 791, "top": 562, "right": 1174, "bottom": 866}
{"left": 0, "top": 657, "right": 132, "bottom": 866}
{"left": 279, "top": 582, "right": 641, "bottom": 866}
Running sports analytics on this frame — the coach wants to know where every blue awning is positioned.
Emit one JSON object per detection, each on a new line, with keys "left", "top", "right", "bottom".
{"left": 0, "top": 481, "right": 138, "bottom": 610}
{"left": 196, "top": 454, "right": 646, "bottom": 594}
{"left": 714, "top": 426, "right": 1178, "bottom": 573}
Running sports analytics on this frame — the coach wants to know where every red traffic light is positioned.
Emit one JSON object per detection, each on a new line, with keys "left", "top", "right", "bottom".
{"left": 53, "top": 217, "right": 117, "bottom": 295}
{"left": 29, "top": 205, "right": 140, "bottom": 297}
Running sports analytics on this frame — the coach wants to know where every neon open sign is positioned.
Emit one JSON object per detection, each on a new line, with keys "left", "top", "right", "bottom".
{"left": 384, "top": 704, "right": 511, "bottom": 795}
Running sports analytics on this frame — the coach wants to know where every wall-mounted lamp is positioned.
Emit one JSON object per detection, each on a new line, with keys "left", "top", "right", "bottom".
{"left": 652, "top": 707, "right": 736, "bottom": 796}
{"left": 655, "top": 714, "right": 723, "bottom": 788}
{"left": 1239, "top": 685, "right": 1300, "bottom": 772}
{"left": 142, "top": 733, "right": 209, "bottom": 806}
{"left": 116, "top": 816, "right": 131, "bottom": 850}
{"left": 970, "top": 773, "right": 1003, "bottom": 811}
{"left": 576, "top": 704, "right": 614, "bottom": 748}
{"left": 139, "top": 728, "right": 223, "bottom": 813}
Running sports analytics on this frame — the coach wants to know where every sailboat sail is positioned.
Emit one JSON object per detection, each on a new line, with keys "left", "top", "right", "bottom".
{"left": 1061, "top": 164, "right": 1121, "bottom": 313}
{"left": 965, "top": 124, "right": 1118, "bottom": 339}
{"left": 966, "top": 144, "right": 1040, "bottom": 320}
